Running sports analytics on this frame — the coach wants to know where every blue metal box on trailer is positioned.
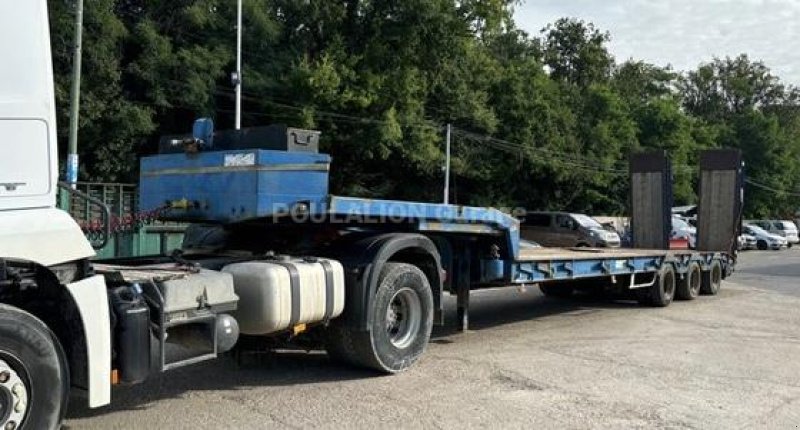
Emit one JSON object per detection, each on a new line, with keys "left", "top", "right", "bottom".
{"left": 139, "top": 149, "right": 331, "bottom": 223}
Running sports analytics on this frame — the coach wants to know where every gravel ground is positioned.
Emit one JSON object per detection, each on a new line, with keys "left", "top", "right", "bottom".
{"left": 65, "top": 249, "right": 800, "bottom": 429}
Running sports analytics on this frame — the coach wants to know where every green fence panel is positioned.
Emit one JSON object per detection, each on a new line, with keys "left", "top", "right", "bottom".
{"left": 58, "top": 182, "right": 186, "bottom": 259}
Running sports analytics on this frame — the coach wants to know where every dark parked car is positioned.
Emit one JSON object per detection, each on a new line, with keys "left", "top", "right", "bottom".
{"left": 519, "top": 211, "right": 621, "bottom": 248}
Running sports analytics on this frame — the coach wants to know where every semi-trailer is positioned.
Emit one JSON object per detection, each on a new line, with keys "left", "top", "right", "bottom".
{"left": 0, "top": 2, "right": 742, "bottom": 429}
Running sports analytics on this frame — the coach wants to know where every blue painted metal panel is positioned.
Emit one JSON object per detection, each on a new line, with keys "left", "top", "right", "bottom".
{"left": 327, "top": 196, "right": 522, "bottom": 258}
{"left": 139, "top": 149, "right": 330, "bottom": 223}
{"left": 507, "top": 255, "right": 665, "bottom": 284}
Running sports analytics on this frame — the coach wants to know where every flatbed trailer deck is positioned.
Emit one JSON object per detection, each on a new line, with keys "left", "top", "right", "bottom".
{"left": 314, "top": 195, "right": 733, "bottom": 286}
{"left": 285, "top": 195, "right": 729, "bottom": 328}
{"left": 513, "top": 248, "right": 731, "bottom": 282}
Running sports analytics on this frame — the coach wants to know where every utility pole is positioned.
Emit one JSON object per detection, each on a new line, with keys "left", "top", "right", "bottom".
{"left": 444, "top": 124, "right": 451, "bottom": 204}
{"left": 67, "top": 0, "right": 84, "bottom": 188}
{"left": 234, "top": 0, "right": 242, "bottom": 130}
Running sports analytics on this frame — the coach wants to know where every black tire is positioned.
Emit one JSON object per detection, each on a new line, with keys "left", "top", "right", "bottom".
{"left": 700, "top": 260, "right": 723, "bottom": 295}
{"left": 757, "top": 240, "right": 768, "bottom": 250}
{"left": 788, "top": 243, "right": 793, "bottom": 249}
{"left": 636, "top": 264, "right": 676, "bottom": 307}
{"left": 539, "top": 284, "right": 575, "bottom": 298}
{"left": 326, "top": 263, "right": 434, "bottom": 373}
{"left": 675, "top": 262, "right": 702, "bottom": 301}
{"left": 0, "top": 304, "right": 68, "bottom": 430}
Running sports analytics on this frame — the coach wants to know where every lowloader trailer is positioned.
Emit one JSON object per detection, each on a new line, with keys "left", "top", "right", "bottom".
{"left": 0, "top": 2, "right": 742, "bottom": 428}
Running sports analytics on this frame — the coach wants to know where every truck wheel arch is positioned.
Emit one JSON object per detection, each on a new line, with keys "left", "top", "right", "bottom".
{"left": 0, "top": 258, "right": 109, "bottom": 409}
{"left": 326, "top": 233, "right": 443, "bottom": 331}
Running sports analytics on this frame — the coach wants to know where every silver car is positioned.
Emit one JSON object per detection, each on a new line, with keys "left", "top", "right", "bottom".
{"left": 750, "top": 220, "right": 799, "bottom": 248}
{"left": 743, "top": 224, "right": 787, "bottom": 250}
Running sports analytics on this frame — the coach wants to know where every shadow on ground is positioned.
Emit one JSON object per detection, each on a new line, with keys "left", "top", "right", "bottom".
{"left": 66, "top": 288, "right": 647, "bottom": 420}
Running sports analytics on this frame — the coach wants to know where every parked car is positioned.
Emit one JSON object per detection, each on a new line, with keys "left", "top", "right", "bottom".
{"left": 749, "top": 220, "right": 799, "bottom": 248}
{"left": 738, "top": 233, "right": 757, "bottom": 250}
{"left": 743, "top": 224, "right": 787, "bottom": 250}
{"left": 672, "top": 216, "right": 697, "bottom": 249}
{"left": 519, "top": 212, "right": 621, "bottom": 248}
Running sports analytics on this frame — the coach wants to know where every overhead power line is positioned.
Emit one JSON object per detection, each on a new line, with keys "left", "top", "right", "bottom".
{"left": 450, "top": 128, "right": 630, "bottom": 175}
{"left": 745, "top": 179, "right": 800, "bottom": 197}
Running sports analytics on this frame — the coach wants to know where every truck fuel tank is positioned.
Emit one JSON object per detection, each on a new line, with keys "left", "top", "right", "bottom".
{"left": 222, "top": 256, "right": 345, "bottom": 335}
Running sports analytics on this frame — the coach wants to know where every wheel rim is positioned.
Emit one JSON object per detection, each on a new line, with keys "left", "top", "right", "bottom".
{"left": 386, "top": 287, "right": 422, "bottom": 349}
{"left": 0, "top": 355, "right": 30, "bottom": 429}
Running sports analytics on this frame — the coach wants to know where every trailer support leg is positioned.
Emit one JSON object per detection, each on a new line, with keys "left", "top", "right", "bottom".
{"left": 456, "top": 280, "right": 470, "bottom": 332}
{"left": 455, "top": 246, "right": 471, "bottom": 332}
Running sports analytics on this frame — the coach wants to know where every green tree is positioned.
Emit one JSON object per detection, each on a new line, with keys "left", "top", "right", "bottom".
{"left": 680, "top": 54, "right": 787, "bottom": 121}
{"left": 680, "top": 55, "right": 800, "bottom": 216}
{"left": 542, "top": 18, "right": 613, "bottom": 87}
{"left": 50, "top": 0, "right": 155, "bottom": 181}
{"left": 46, "top": 1, "right": 800, "bottom": 218}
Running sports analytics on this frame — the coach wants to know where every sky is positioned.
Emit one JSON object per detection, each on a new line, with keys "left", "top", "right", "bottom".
{"left": 513, "top": 0, "right": 800, "bottom": 86}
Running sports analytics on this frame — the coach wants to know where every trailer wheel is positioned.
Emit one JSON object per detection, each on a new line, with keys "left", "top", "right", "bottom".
{"left": 326, "top": 263, "right": 433, "bottom": 373}
{"left": 0, "top": 304, "right": 68, "bottom": 430}
{"left": 637, "top": 264, "right": 676, "bottom": 307}
{"left": 700, "top": 260, "right": 723, "bottom": 295}
{"left": 675, "top": 262, "right": 702, "bottom": 300}
{"left": 539, "top": 284, "right": 575, "bottom": 298}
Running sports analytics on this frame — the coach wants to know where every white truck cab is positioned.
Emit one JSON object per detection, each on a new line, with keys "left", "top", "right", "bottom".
{"left": 0, "top": 0, "right": 95, "bottom": 264}
{"left": 0, "top": 1, "right": 111, "bottom": 428}
{"left": 0, "top": 0, "right": 58, "bottom": 211}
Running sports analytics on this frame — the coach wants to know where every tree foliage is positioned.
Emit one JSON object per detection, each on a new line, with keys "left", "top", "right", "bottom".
{"left": 47, "top": 2, "right": 800, "bottom": 217}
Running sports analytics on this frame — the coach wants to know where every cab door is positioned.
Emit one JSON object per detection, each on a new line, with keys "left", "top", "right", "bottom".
{"left": 0, "top": 120, "right": 53, "bottom": 203}
{"left": 0, "top": 0, "right": 58, "bottom": 211}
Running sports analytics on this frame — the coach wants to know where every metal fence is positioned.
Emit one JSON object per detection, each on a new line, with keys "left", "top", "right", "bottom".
{"left": 58, "top": 182, "right": 185, "bottom": 259}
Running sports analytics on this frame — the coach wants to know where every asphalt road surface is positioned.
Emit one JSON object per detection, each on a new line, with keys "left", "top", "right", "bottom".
{"left": 66, "top": 249, "right": 800, "bottom": 429}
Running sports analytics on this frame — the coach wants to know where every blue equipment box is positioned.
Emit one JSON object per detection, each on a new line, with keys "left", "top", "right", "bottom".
{"left": 140, "top": 149, "right": 331, "bottom": 223}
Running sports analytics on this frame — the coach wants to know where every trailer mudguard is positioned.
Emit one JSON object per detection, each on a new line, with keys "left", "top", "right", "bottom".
{"left": 328, "top": 233, "right": 443, "bottom": 331}
{"left": 65, "top": 275, "right": 111, "bottom": 408}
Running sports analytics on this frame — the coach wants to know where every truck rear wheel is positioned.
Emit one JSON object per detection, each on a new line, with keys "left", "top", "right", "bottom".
{"left": 326, "top": 263, "right": 433, "bottom": 373}
{"left": 700, "top": 260, "right": 723, "bottom": 295}
{"left": 636, "top": 264, "right": 675, "bottom": 307}
{"left": 0, "top": 304, "right": 68, "bottom": 430}
{"left": 675, "top": 262, "right": 702, "bottom": 300}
